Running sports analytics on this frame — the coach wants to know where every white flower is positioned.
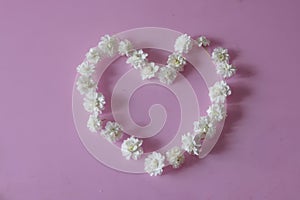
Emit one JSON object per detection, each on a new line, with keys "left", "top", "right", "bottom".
{"left": 144, "top": 152, "right": 165, "bottom": 176}
{"left": 77, "top": 61, "right": 95, "bottom": 77}
{"left": 118, "top": 39, "right": 134, "bottom": 56}
{"left": 158, "top": 67, "right": 178, "bottom": 85}
{"left": 174, "top": 34, "right": 193, "bottom": 53}
{"left": 209, "top": 80, "right": 231, "bottom": 103}
{"left": 212, "top": 47, "right": 230, "bottom": 64}
{"left": 140, "top": 62, "right": 159, "bottom": 80}
{"left": 101, "top": 121, "right": 123, "bottom": 143}
{"left": 126, "top": 50, "right": 148, "bottom": 69}
{"left": 181, "top": 132, "right": 204, "bottom": 155}
{"left": 167, "top": 53, "right": 186, "bottom": 71}
{"left": 83, "top": 91, "right": 106, "bottom": 113}
{"left": 166, "top": 146, "right": 185, "bottom": 168}
{"left": 87, "top": 113, "right": 101, "bottom": 133}
{"left": 193, "top": 116, "right": 216, "bottom": 138}
{"left": 197, "top": 36, "right": 210, "bottom": 47}
{"left": 76, "top": 76, "right": 96, "bottom": 95}
{"left": 207, "top": 103, "right": 226, "bottom": 122}
{"left": 121, "top": 136, "right": 143, "bottom": 160}
{"left": 216, "top": 62, "right": 236, "bottom": 78}
{"left": 98, "top": 35, "right": 119, "bottom": 57}
{"left": 86, "top": 47, "right": 102, "bottom": 64}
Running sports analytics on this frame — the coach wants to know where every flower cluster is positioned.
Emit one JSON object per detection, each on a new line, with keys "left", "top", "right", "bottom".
{"left": 193, "top": 116, "right": 216, "bottom": 138}
{"left": 126, "top": 49, "right": 148, "bottom": 69}
{"left": 209, "top": 80, "right": 231, "bottom": 104}
{"left": 101, "top": 121, "right": 123, "bottom": 143}
{"left": 197, "top": 36, "right": 210, "bottom": 47}
{"left": 87, "top": 113, "right": 102, "bottom": 133}
{"left": 123, "top": 33, "right": 198, "bottom": 85}
{"left": 83, "top": 90, "right": 105, "bottom": 113}
{"left": 178, "top": 40, "right": 235, "bottom": 162}
{"left": 167, "top": 53, "right": 186, "bottom": 71}
{"left": 174, "top": 34, "right": 193, "bottom": 53}
{"left": 86, "top": 47, "right": 102, "bottom": 64}
{"left": 158, "top": 67, "right": 178, "bottom": 85}
{"left": 98, "top": 35, "right": 119, "bottom": 57}
{"left": 121, "top": 136, "right": 143, "bottom": 160}
{"left": 140, "top": 62, "right": 159, "bottom": 80}
{"left": 76, "top": 33, "right": 237, "bottom": 176}
{"left": 76, "top": 48, "right": 102, "bottom": 133}
{"left": 166, "top": 146, "right": 185, "bottom": 168}
{"left": 212, "top": 47, "right": 236, "bottom": 78}
{"left": 118, "top": 39, "right": 133, "bottom": 56}
{"left": 182, "top": 132, "right": 205, "bottom": 155}
{"left": 144, "top": 152, "right": 165, "bottom": 176}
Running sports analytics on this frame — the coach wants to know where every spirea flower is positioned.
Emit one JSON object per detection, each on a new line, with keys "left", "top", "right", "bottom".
{"left": 87, "top": 113, "right": 101, "bottom": 133}
{"left": 101, "top": 121, "right": 123, "bottom": 143}
{"left": 167, "top": 53, "right": 186, "bottom": 71}
{"left": 118, "top": 39, "right": 133, "bottom": 56}
{"left": 76, "top": 76, "right": 96, "bottom": 95}
{"left": 166, "top": 146, "right": 185, "bottom": 168}
{"left": 86, "top": 47, "right": 102, "bottom": 64}
{"left": 98, "top": 35, "right": 119, "bottom": 57}
{"left": 207, "top": 103, "right": 226, "bottom": 122}
{"left": 83, "top": 91, "right": 106, "bottom": 113}
{"left": 158, "top": 66, "right": 178, "bottom": 85}
{"left": 140, "top": 62, "right": 159, "bottom": 80}
{"left": 77, "top": 61, "right": 95, "bottom": 77}
{"left": 174, "top": 34, "right": 193, "bottom": 53}
{"left": 181, "top": 132, "right": 203, "bottom": 155}
{"left": 144, "top": 152, "right": 165, "bottom": 176}
{"left": 193, "top": 116, "right": 216, "bottom": 138}
{"left": 121, "top": 136, "right": 143, "bottom": 160}
{"left": 197, "top": 36, "right": 210, "bottom": 47}
{"left": 209, "top": 80, "right": 231, "bottom": 103}
{"left": 216, "top": 62, "right": 236, "bottom": 78}
{"left": 212, "top": 47, "right": 230, "bottom": 64}
{"left": 126, "top": 50, "right": 148, "bottom": 69}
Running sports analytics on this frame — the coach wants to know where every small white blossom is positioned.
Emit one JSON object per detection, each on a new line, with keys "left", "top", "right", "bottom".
{"left": 216, "top": 62, "right": 236, "bottom": 78}
{"left": 118, "top": 39, "right": 134, "bottom": 56}
{"left": 101, "top": 121, "right": 123, "bottom": 143}
{"left": 167, "top": 53, "right": 186, "bottom": 71}
{"left": 83, "top": 91, "right": 106, "bottom": 113}
{"left": 77, "top": 61, "right": 95, "bottom": 77}
{"left": 193, "top": 116, "right": 216, "bottom": 138}
{"left": 197, "top": 36, "right": 210, "bottom": 47}
{"left": 174, "top": 34, "right": 193, "bottom": 53}
{"left": 140, "top": 62, "right": 159, "bottom": 80}
{"left": 86, "top": 47, "right": 102, "bottom": 64}
{"left": 209, "top": 80, "right": 231, "bottom": 103}
{"left": 207, "top": 103, "right": 226, "bottom": 122}
{"left": 126, "top": 50, "right": 148, "bottom": 69}
{"left": 87, "top": 113, "right": 101, "bottom": 133}
{"left": 98, "top": 35, "right": 119, "bottom": 57}
{"left": 144, "top": 152, "right": 165, "bottom": 176}
{"left": 76, "top": 76, "right": 96, "bottom": 95}
{"left": 121, "top": 136, "right": 143, "bottom": 160}
{"left": 166, "top": 146, "right": 185, "bottom": 168}
{"left": 158, "top": 67, "right": 178, "bottom": 85}
{"left": 181, "top": 132, "right": 204, "bottom": 155}
{"left": 212, "top": 47, "right": 230, "bottom": 64}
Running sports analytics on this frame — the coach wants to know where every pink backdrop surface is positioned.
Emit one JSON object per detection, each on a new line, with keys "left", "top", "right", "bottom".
{"left": 1, "top": 0, "right": 300, "bottom": 199}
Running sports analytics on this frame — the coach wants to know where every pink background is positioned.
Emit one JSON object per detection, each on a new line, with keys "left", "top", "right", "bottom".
{"left": 1, "top": 0, "right": 300, "bottom": 199}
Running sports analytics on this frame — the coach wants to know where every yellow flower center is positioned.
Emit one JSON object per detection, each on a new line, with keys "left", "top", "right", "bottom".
{"left": 218, "top": 54, "right": 225, "bottom": 61}
{"left": 128, "top": 144, "right": 135, "bottom": 152}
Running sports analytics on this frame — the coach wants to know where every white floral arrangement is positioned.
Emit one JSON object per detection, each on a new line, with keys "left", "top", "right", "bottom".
{"left": 76, "top": 33, "right": 236, "bottom": 176}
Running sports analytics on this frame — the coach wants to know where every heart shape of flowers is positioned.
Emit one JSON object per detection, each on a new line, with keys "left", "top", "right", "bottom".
{"left": 75, "top": 32, "right": 236, "bottom": 176}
